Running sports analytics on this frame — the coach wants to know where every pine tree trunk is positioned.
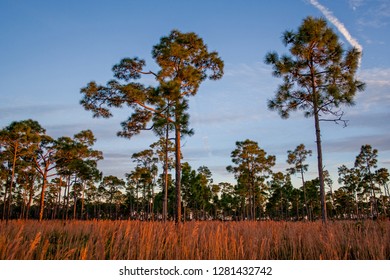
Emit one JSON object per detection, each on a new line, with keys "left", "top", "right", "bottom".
{"left": 314, "top": 111, "right": 327, "bottom": 224}
{"left": 39, "top": 172, "right": 48, "bottom": 222}
{"left": 81, "top": 182, "right": 85, "bottom": 220}
{"left": 163, "top": 125, "right": 169, "bottom": 222}
{"left": 329, "top": 186, "right": 334, "bottom": 219}
{"left": 26, "top": 185, "right": 34, "bottom": 220}
{"left": 300, "top": 168, "right": 310, "bottom": 221}
{"left": 110, "top": 194, "right": 113, "bottom": 220}
{"left": 311, "top": 62, "right": 327, "bottom": 224}
{"left": 355, "top": 192, "right": 359, "bottom": 219}
{"left": 73, "top": 194, "right": 77, "bottom": 220}
{"left": 367, "top": 166, "right": 378, "bottom": 218}
{"left": 175, "top": 121, "right": 181, "bottom": 224}
{"left": 6, "top": 145, "right": 18, "bottom": 221}
{"left": 20, "top": 190, "right": 26, "bottom": 219}
{"left": 65, "top": 176, "right": 71, "bottom": 221}
{"left": 2, "top": 178, "right": 9, "bottom": 220}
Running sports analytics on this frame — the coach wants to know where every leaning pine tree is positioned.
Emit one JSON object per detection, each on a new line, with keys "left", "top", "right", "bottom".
{"left": 265, "top": 17, "right": 365, "bottom": 223}
{"left": 80, "top": 30, "right": 224, "bottom": 223}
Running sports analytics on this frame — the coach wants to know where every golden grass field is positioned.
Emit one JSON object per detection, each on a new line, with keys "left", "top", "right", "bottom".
{"left": 0, "top": 220, "right": 389, "bottom": 260}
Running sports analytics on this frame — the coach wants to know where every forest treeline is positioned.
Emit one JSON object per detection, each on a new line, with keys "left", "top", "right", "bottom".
{"left": 1, "top": 17, "right": 388, "bottom": 222}
{"left": 0, "top": 120, "right": 388, "bottom": 221}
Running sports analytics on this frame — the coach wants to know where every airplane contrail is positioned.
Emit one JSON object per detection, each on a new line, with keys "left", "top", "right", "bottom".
{"left": 309, "top": 0, "right": 363, "bottom": 57}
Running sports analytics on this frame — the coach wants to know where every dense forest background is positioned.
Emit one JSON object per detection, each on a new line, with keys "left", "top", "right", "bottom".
{"left": 1, "top": 119, "right": 388, "bottom": 222}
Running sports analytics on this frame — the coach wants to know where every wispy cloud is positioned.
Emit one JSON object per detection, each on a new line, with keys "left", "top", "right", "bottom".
{"left": 349, "top": 111, "right": 390, "bottom": 130}
{"left": 325, "top": 134, "right": 390, "bottom": 153}
{"left": 0, "top": 104, "right": 76, "bottom": 121}
{"left": 309, "top": 0, "right": 363, "bottom": 62}
{"left": 352, "top": 67, "right": 390, "bottom": 111}
{"left": 359, "top": 67, "right": 390, "bottom": 86}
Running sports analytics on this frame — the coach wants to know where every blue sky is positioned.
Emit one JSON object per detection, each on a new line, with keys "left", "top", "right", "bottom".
{"left": 1, "top": 0, "right": 389, "bottom": 188}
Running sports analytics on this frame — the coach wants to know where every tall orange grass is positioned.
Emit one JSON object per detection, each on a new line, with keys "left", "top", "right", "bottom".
{"left": 0, "top": 220, "right": 389, "bottom": 260}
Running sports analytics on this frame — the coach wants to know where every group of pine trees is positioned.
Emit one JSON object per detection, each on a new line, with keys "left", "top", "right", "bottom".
{"left": 0, "top": 120, "right": 388, "bottom": 221}
{"left": 1, "top": 17, "right": 388, "bottom": 222}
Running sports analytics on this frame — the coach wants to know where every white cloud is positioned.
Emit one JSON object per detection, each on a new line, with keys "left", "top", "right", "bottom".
{"left": 359, "top": 67, "right": 390, "bottom": 87}
{"left": 309, "top": 0, "right": 363, "bottom": 64}
{"left": 347, "top": 67, "right": 390, "bottom": 112}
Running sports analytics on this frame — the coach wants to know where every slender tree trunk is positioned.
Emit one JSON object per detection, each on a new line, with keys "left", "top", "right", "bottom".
{"left": 55, "top": 177, "right": 63, "bottom": 219}
{"left": 312, "top": 66, "right": 327, "bottom": 224}
{"left": 6, "top": 145, "right": 18, "bottom": 221}
{"left": 300, "top": 168, "right": 310, "bottom": 221}
{"left": 379, "top": 188, "right": 386, "bottom": 217}
{"left": 384, "top": 184, "right": 389, "bottom": 217}
{"left": 73, "top": 193, "right": 77, "bottom": 220}
{"left": 250, "top": 181, "right": 255, "bottom": 221}
{"left": 39, "top": 172, "right": 48, "bottom": 222}
{"left": 355, "top": 192, "right": 359, "bottom": 219}
{"left": 136, "top": 185, "right": 139, "bottom": 218}
{"left": 142, "top": 186, "right": 146, "bottom": 220}
{"left": 367, "top": 166, "right": 378, "bottom": 218}
{"left": 53, "top": 188, "right": 58, "bottom": 219}
{"left": 253, "top": 189, "right": 256, "bottom": 220}
{"left": 81, "top": 182, "right": 85, "bottom": 220}
{"left": 2, "top": 180, "right": 9, "bottom": 220}
{"left": 97, "top": 197, "right": 101, "bottom": 220}
{"left": 314, "top": 114, "right": 327, "bottom": 223}
{"left": 329, "top": 186, "right": 335, "bottom": 219}
{"left": 151, "top": 182, "right": 155, "bottom": 221}
{"left": 26, "top": 185, "right": 34, "bottom": 220}
{"left": 163, "top": 125, "right": 169, "bottom": 222}
{"left": 51, "top": 203, "right": 55, "bottom": 219}
{"left": 110, "top": 194, "right": 113, "bottom": 220}
{"left": 20, "top": 189, "right": 27, "bottom": 219}
{"left": 56, "top": 185, "right": 61, "bottom": 219}
{"left": 65, "top": 176, "right": 71, "bottom": 221}
{"left": 175, "top": 122, "right": 182, "bottom": 224}
{"left": 384, "top": 183, "right": 389, "bottom": 197}
{"left": 62, "top": 178, "right": 68, "bottom": 220}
